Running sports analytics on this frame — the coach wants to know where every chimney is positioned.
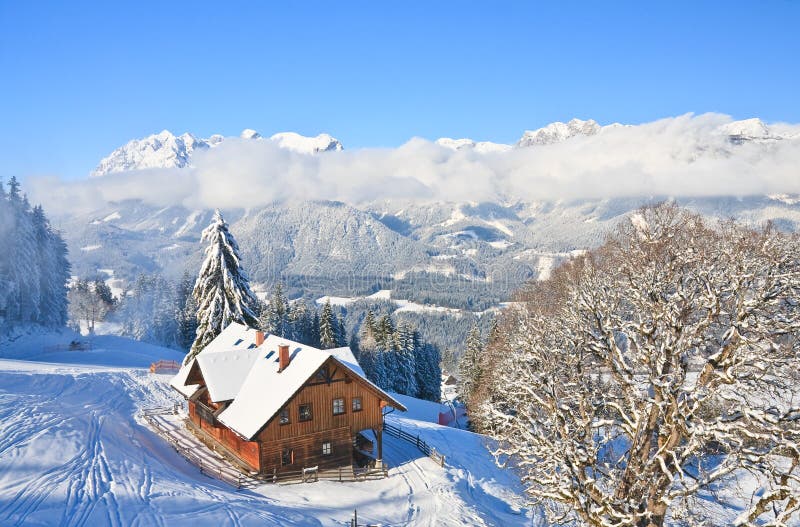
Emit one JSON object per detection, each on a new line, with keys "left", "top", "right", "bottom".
{"left": 279, "top": 344, "right": 290, "bottom": 371}
{"left": 255, "top": 330, "right": 265, "bottom": 347}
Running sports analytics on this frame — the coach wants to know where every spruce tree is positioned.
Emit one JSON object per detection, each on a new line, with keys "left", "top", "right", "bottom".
{"left": 186, "top": 210, "right": 259, "bottom": 363}
{"left": 177, "top": 271, "right": 198, "bottom": 350}
{"left": 311, "top": 311, "right": 321, "bottom": 347}
{"left": 0, "top": 179, "right": 68, "bottom": 330}
{"left": 459, "top": 324, "right": 484, "bottom": 405}
{"left": 391, "top": 322, "right": 419, "bottom": 396}
{"left": 357, "top": 310, "right": 381, "bottom": 383}
{"left": 31, "top": 205, "right": 70, "bottom": 327}
{"left": 318, "top": 299, "right": 337, "bottom": 349}
{"left": 290, "top": 299, "right": 317, "bottom": 345}
{"left": 336, "top": 313, "right": 347, "bottom": 347}
{"left": 260, "top": 283, "right": 289, "bottom": 337}
{"left": 415, "top": 339, "right": 442, "bottom": 402}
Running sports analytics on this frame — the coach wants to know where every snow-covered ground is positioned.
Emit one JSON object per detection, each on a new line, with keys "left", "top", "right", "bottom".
{"left": 0, "top": 331, "right": 529, "bottom": 526}
{"left": 316, "top": 290, "right": 499, "bottom": 317}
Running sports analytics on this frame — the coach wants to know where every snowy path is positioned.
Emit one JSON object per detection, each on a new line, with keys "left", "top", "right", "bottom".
{"left": 0, "top": 357, "right": 529, "bottom": 526}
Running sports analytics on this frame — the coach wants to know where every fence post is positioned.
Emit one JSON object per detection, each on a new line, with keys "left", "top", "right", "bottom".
{"left": 339, "top": 466, "right": 342, "bottom": 482}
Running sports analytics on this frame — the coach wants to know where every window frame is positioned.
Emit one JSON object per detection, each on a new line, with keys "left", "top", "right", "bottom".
{"left": 352, "top": 397, "right": 363, "bottom": 412}
{"left": 322, "top": 442, "right": 332, "bottom": 455}
{"left": 332, "top": 397, "right": 345, "bottom": 415}
{"left": 298, "top": 403, "right": 313, "bottom": 422}
{"left": 281, "top": 448, "right": 294, "bottom": 466}
{"left": 279, "top": 406, "right": 290, "bottom": 425}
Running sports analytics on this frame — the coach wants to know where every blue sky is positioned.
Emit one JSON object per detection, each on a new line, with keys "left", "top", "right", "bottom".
{"left": 1, "top": 1, "right": 798, "bottom": 180}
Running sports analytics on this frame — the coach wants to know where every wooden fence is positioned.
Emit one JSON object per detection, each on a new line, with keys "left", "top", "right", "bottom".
{"left": 149, "top": 360, "right": 181, "bottom": 373}
{"left": 261, "top": 464, "right": 389, "bottom": 485}
{"left": 383, "top": 422, "right": 446, "bottom": 467}
{"left": 141, "top": 406, "right": 252, "bottom": 490}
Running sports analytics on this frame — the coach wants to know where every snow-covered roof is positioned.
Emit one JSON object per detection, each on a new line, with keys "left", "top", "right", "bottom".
{"left": 169, "top": 362, "right": 199, "bottom": 398}
{"left": 169, "top": 322, "right": 263, "bottom": 399}
{"left": 327, "top": 346, "right": 365, "bottom": 377}
{"left": 196, "top": 348, "right": 262, "bottom": 403}
{"left": 217, "top": 335, "right": 332, "bottom": 439}
{"left": 199, "top": 322, "right": 262, "bottom": 354}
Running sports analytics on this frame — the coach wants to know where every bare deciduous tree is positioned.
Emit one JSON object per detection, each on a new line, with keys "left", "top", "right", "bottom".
{"left": 67, "top": 279, "right": 112, "bottom": 334}
{"left": 475, "top": 204, "right": 800, "bottom": 526}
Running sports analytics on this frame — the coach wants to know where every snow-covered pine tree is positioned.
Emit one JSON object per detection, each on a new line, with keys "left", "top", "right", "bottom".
{"left": 152, "top": 276, "right": 178, "bottom": 347}
{"left": 458, "top": 324, "right": 483, "bottom": 406}
{"left": 287, "top": 298, "right": 307, "bottom": 343}
{"left": 391, "top": 322, "right": 419, "bottom": 396}
{"left": 31, "top": 205, "right": 70, "bottom": 327}
{"left": 311, "top": 311, "right": 321, "bottom": 347}
{"left": 186, "top": 210, "right": 259, "bottom": 363}
{"left": 0, "top": 179, "right": 68, "bottom": 331}
{"left": 0, "top": 181, "right": 14, "bottom": 322}
{"left": 336, "top": 313, "right": 348, "bottom": 347}
{"left": 414, "top": 338, "right": 442, "bottom": 402}
{"left": 357, "top": 310, "right": 382, "bottom": 384}
{"left": 177, "top": 271, "right": 198, "bottom": 350}
{"left": 318, "top": 299, "right": 338, "bottom": 349}
{"left": 361, "top": 310, "right": 376, "bottom": 343}
{"left": 260, "top": 283, "right": 288, "bottom": 337}
{"left": 6, "top": 184, "right": 40, "bottom": 323}
{"left": 376, "top": 314, "right": 395, "bottom": 348}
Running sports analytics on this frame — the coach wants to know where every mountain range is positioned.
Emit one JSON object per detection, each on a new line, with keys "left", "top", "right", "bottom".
{"left": 55, "top": 118, "right": 800, "bottom": 310}
{"left": 90, "top": 117, "right": 800, "bottom": 178}
{"left": 91, "top": 129, "right": 343, "bottom": 177}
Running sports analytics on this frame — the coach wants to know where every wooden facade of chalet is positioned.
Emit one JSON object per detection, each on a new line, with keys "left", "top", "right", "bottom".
{"left": 176, "top": 333, "right": 405, "bottom": 476}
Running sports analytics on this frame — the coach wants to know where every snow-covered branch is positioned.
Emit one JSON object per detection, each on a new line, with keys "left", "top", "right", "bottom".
{"left": 473, "top": 204, "right": 800, "bottom": 526}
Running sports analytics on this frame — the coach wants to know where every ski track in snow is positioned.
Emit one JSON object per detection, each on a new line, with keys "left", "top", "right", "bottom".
{"left": 0, "top": 358, "right": 528, "bottom": 526}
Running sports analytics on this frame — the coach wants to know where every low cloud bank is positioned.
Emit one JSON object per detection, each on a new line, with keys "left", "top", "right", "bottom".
{"left": 28, "top": 113, "right": 800, "bottom": 214}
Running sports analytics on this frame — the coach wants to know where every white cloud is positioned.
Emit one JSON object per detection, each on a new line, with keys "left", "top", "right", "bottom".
{"left": 27, "top": 113, "right": 800, "bottom": 215}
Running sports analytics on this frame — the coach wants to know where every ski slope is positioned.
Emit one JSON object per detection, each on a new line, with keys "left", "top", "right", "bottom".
{"left": 0, "top": 334, "right": 529, "bottom": 526}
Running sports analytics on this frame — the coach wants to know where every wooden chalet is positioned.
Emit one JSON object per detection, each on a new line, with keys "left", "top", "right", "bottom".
{"left": 170, "top": 323, "right": 406, "bottom": 475}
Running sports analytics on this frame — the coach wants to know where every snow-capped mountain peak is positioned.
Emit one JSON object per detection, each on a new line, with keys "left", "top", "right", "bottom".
{"left": 90, "top": 130, "right": 210, "bottom": 177}
{"left": 435, "top": 138, "right": 512, "bottom": 153}
{"left": 269, "top": 132, "right": 343, "bottom": 154}
{"left": 240, "top": 129, "right": 262, "bottom": 140}
{"left": 91, "top": 129, "right": 344, "bottom": 176}
{"left": 517, "top": 118, "right": 601, "bottom": 147}
{"left": 719, "top": 118, "right": 770, "bottom": 139}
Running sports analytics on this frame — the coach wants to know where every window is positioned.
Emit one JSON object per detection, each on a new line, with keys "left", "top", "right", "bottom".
{"left": 281, "top": 448, "right": 294, "bottom": 466}
{"left": 279, "top": 407, "right": 290, "bottom": 425}
{"left": 322, "top": 442, "right": 332, "bottom": 455}
{"left": 315, "top": 366, "right": 328, "bottom": 381}
{"left": 352, "top": 397, "right": 362, "bottom": 412}
{"left": 299, "top": 403, "right": 313, "bottom": 422}
{"left": 333, "top": 398, "right": 345, "bottom": 415}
